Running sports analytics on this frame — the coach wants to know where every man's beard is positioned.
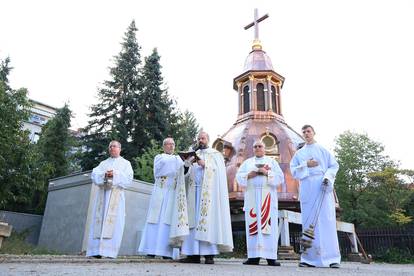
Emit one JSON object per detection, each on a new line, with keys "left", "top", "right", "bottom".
{"left": 195, "top": 143, "right": 208, "bottom": 150}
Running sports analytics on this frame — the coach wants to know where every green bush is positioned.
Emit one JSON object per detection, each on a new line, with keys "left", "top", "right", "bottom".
{"left": 0, "top": 230, "right": 58, "bottom": 255}
{"left": 374, "top": 247, "right": 414, "bottom": 264}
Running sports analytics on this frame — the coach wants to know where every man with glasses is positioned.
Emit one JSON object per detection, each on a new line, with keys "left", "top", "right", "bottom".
{"left": 236, "top": 140, "right": 284, "bottom": 266}
{"left": 86, "top": 140, "right": 133, "bottom": 259}
{"left": 290, "top": 125, "right": 340, "bottom": 268}
{"left": 138, "top": 137, "right": 184, "bottom": 259}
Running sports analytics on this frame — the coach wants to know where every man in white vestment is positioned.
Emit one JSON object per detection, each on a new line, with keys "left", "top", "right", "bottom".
{"left": 138, "top": 137, "right": 183, "bottom": 259}
{"left": 236, "top": 140, "right": 284, "bottom": 266}
{"left": 290, "top": 125, "right": 340, "bottom": 268}
{"left": 179, "top": 131, "right": 234, "bottom": 264}
{"left": 86, "top": 140, "right": 133, "bottom": 258}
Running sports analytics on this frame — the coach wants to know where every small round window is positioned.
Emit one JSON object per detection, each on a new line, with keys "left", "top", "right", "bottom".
{"left": 262, "top": 135, "right": 275, "bottom": 150}
{"left": 261, "top": 134, "right": 279, "bottom": 155}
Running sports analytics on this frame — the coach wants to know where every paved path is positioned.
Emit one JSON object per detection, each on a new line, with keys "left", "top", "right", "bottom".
{"left": 0, "top": 255, "right": 413, "bottom": 275}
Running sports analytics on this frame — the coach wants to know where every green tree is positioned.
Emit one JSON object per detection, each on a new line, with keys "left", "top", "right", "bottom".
{"left": 173, "top": 110, "right": 199, "bottom": 150}
{"left": 81, "top": 20, "right": 142, "bottom": 170}
{"left": 401, "top": 169, "right": 414, "bottom": 223}
{"left": 131, "top": 48, "right": 172, "bottom": 150}
{"left": 134, "top": 140, "right": 162, "bottom": 182}
{"left": 368, "top": 168, "right": 412, "bottom": 226}
{"left": 0, "top": 59, "right": 51, "bottom": 213}
{"left": 334, "top": 131, "right": 396, "bottom": 227}
{"left": 135, "top": 49, "right": 200, "bottom": 150}
{"left": 0, "top": 56, "right": 12, "bottom": 88}
{"left": 33, "top": 104, "right": 77, "bottom": 212}
{"left": 80, "top": 21, "right": 201, "bottom": 174}
{"left": 37, "top": 104, "right": 74, "bottom": 178}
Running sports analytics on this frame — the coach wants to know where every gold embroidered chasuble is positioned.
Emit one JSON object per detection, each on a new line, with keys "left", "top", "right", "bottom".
{"left": 93, "top": 187, "right": 122, "bottom": 239}
{"left": 91, "top": 156, "right": 133, "bottom": 240}
{"left": 168, "top": 165, "right": 191, "bottom": 246}
{"left": 146, "top": 154, "right": 183, "bottom": 224}
{"left": 190, "top": 148, "right": 234, "bottom": 252}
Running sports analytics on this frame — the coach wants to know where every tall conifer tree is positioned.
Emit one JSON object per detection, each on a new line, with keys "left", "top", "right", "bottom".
{"left": 37, "top": 104, "right": 73, "bottom": 178}
{"left": 81, "top": 21, "right": 142, "bottom": 169}
{"left": 80, "top": 21, "right": 201, "bottom": 174}
{"left": 132, "top": 48, "right": 171, "bottom": 147}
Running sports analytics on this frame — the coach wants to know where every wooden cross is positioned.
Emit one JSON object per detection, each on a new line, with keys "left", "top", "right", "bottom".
{"left": 244, "top": 8, "right": 269, "bottom": 41}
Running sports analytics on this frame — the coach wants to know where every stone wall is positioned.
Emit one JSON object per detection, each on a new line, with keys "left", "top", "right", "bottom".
{"left": 38, "top": 171, "right": 153, "bottom": 255}
{"left": 0, "top": 210, "right": 42, "bottom": 245}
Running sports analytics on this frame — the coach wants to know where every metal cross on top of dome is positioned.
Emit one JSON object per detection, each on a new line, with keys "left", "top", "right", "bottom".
{"left": 244, "top": 8, "right": 269, "bottom": 51}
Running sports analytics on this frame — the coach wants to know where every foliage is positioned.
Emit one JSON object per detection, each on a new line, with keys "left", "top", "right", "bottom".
{"left": 32, "top": 104, "right": 77, "bottom": 212}
{"left": 374, "top": 247, "right": 414, "bottom": 264}
{"left": 334, "top": 131, "right": 411, "bottom": 227}
{"left": 81, "top": 20, "right": 142, "bottom": 170}
{"left": 0, "top": 57, "right": 78, "bottom": 213}
{"left": 81, "top": 21, "right": 200, "bottom": 173}
{"left": 133, "top": 48, "right": 171, "bottom": 146}
{"left": 368, "top": 168, "right": 412, "bottom": 225}
{"left": 388, "top": 209, "right": 413, "bottom": 225}
{"left": 0, "top": 230, "right": 58, "bottom": 255}
{"left": 134, "top": 140, "right": 162, "bottom": 183}
{"left": 37, "top": 104, "right": 74, "bottom": 178}
{"left": 403, "top": 187, "right": 414, "bottom": 222}
{"left": 0, "top": 56, "right": 12, "bottom": 87}
{"left": 173, "top": 110, "right": 200, "bottom": 151}
{"left": 0, "top": 57, "right": 53, "bottom": 213}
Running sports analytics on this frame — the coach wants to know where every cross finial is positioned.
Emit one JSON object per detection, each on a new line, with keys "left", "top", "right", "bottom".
{"left": 244, "top": 8, "right": 269, "bottom": 50}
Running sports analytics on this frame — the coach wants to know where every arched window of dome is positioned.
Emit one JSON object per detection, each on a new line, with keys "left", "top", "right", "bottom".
{"left": 271, "top": 85, "right": 277, "bottom": 113}
{"left": 256, "top": 83, "right": 265, "bottom": 111}
{"left": 243, "top": 85, "right": 250, "bottom": 114}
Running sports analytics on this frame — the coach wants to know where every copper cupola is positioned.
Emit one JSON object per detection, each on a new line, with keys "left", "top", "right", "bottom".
{"left": 212, "top": 9, "right": 304, "bottom": 210}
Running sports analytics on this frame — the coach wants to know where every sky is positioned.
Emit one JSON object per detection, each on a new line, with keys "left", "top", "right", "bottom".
{"left": 1, "top": 0, "right": 413, "bottom": 169}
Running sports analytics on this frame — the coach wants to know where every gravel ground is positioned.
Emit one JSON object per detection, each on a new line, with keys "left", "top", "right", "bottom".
{"left": 0, "top": 255, "right": 413, "bottom": 276}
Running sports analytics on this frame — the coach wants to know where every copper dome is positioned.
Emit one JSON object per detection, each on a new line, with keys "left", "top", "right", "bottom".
{"left": 243, "top": 49, "right": 274, "bottom": 72}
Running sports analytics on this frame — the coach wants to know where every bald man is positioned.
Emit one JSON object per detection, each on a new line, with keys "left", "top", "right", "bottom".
{"left": 139, "top": 138, "right": 183, "bottom": 259}
{"left": 86, "top": 140, "right": 133, "bottom": 259}
{"left": 236, "top": 140, "right": 284, "bottom": 266}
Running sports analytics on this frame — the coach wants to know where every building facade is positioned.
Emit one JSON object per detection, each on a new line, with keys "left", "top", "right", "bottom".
{"left": 23, "top": 99, "right": 58, "bottom": 142}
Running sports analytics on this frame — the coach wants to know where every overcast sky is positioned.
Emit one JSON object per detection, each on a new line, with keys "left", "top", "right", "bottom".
{"left": 1, "top": 0, "right": 413, "bottom": 169}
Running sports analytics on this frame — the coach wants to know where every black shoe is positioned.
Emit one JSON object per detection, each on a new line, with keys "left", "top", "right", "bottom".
{"left": 92, "top": 255, "right": 102, "bottom": 259}
{"left": 204, "top": 255, "right": 215, "bottom": 264}
{"left": 298, "top": 262, "right": 315, "bottom": 267}
{"left": 243, "top": 258, "right": 260, "bottom": 265}
{"left": 147, "top": 254, "right": 155, "bottom": 259}
{"left": 267, "top": 259, "right": 281, "bottom": 266}
{"left": 329, "top": 263, "right": 340, "bottom": 268}
{"left": 179, "top": 255, "right": 201, "bottom": 264}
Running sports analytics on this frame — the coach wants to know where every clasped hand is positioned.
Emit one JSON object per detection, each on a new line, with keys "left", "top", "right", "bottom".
{"left": 104, "top": 170, "right": 114, "bottom": 190}
{"left": 248, "top": 167, "right": 269, "bottom": 179}
{"left": 307, "top": 159, "right": 319, "bottom": 167}
{"left": 105, "top": 170, "right": 113, "bottom": 178}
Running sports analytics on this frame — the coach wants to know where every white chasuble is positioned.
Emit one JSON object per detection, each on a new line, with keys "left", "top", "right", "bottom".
{"left": 181, "top": 148, "right": 234, "bottom": 255}
{"left": 290, "top": 142, "right": 340, "bottom": 267}
{"left": 138, "top": 153, "right": 184, "bottom": 258}
{"left": 236, "top": 156, "right": 284, "bottom": 259}
{"left": 86, "top": 156, "right": 133, "bottom": 258}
